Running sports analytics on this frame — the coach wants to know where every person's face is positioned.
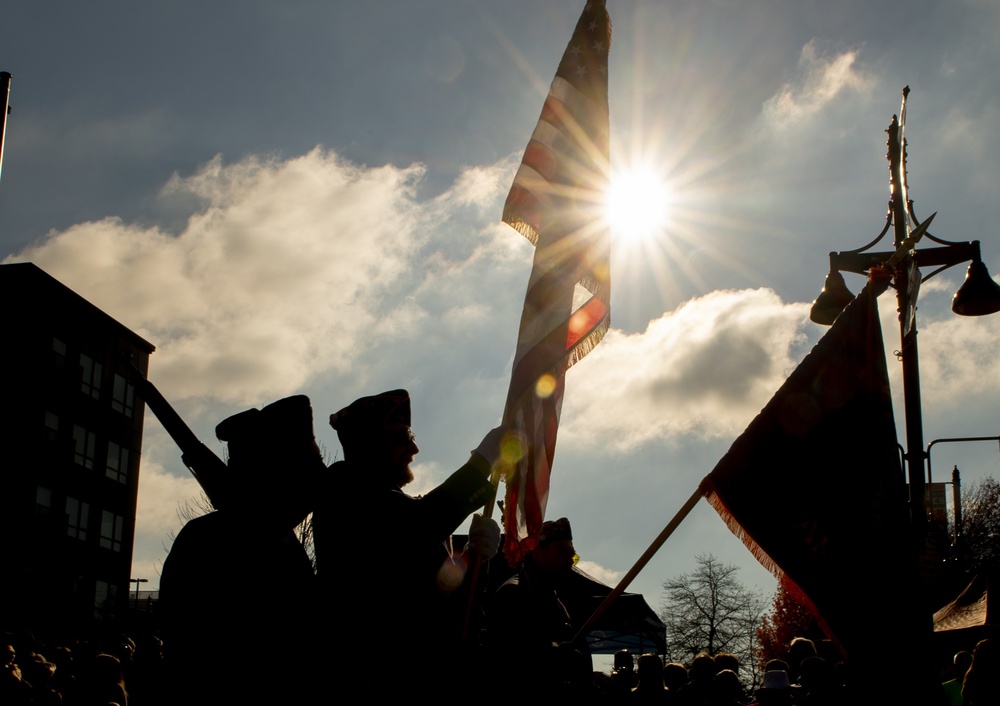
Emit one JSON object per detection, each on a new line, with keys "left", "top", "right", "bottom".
{"left": 378, "top": 424, "right": 419, "bottom": 487}
{"left": 532, "top": 538, "right": 576, "bottom": 575}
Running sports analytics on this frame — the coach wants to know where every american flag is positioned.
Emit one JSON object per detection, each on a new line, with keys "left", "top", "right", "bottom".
{"left": 501, "top": 0, "right": 611, "bottom": 564}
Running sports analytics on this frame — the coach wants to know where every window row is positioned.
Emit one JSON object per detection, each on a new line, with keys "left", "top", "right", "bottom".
{"left": 52, "top": 339, "right": 136, "bottom": 418}
{"left": 35, "top": 488, "right": 126, "bottom": 553}
{"left": 45, "top": 413, "right": 133, "bottom": 484}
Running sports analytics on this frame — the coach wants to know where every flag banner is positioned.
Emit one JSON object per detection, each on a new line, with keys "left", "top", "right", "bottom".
{"left": 501, "top": 0, "right": 612, "bottom": 564}
{"left": 699, "top": 281, "right": 921, "bottom": 660}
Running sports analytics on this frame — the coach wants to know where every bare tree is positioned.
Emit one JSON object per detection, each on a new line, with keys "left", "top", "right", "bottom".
{"left": 958, "top": 476, "right": 1000, "bottom": 574}
{"left": 660, "top": 553, "right": 766, "bottom": 682}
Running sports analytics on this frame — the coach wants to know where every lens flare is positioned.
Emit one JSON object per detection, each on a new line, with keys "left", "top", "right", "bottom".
{"left": 535, "top": 373, "right": 557, "bottom": 398}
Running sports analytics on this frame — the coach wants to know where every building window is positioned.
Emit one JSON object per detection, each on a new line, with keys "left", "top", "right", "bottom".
{"left": 111, "top": 374, "right": 135, "bottom": 417}
{"left": 100, "top": 511, "right": 124, "bottom": 552}
{"left": 106, "top": 442, "right": 129, "bottom": 484}
{"left": 36, "top": 486, "right": 52, "bottom": 516}
{"left": 44, "top": 411, "right": 59, "bottom": 442}
{"left": 72, "top": 425, "right": 97, "bottom": 469}
{"left": 94, "top": 580, "right": 118, "bottom": 619}
{"left": 66, "top": 497, "right": 89, "bottom": 540}
{"left": 80, "top": 354, "right": 102, "bottom": 399}
{"left": 52, "top": 338, "right": 66, "bottom": 369}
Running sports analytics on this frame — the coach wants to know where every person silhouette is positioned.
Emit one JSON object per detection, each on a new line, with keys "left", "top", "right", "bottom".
{"left": 159, "top": 395, "right": 326, "bottom": 705}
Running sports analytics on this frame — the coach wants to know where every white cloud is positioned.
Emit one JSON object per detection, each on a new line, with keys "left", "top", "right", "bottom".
{"left": 762, "top": 40, "right": 871, "bottom": 125}
{"left": 562, "top": 289, "right": 811, "bottom": 449}
{"left": 4, "top": 149, "right": 513, "bottom": 406}
{"left": 131, "top": 454, "right": 203, "bottom": 584}
{"left": 900, "top": 306, "right": 1000, "bottom": 415}
{"left": 576, "top": 559, "right": 622, "bottom": 587}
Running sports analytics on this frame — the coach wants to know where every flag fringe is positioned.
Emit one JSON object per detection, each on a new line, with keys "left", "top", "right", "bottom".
{"left": 701, "top": 487, "right": 782, "bottom": 580}
{"left": 566, "top": 315, "right": 608, "bottom": 370}
{"left": 502, "top": 209, "right": 541, "bottom": 247}
{"left": 701, "top": 483, "right": 844, "bottom": 655}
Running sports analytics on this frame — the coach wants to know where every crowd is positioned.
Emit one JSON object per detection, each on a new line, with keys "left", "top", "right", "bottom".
{"left": 3, "top": 629, "right": 997, "bottom": 705}
{"left": 4, "top": 389, "right": 998, "bottom": 705}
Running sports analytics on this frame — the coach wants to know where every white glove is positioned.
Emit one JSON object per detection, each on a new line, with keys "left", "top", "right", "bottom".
{"left": 464, "top": 513, "right": 500, "bottom": 560}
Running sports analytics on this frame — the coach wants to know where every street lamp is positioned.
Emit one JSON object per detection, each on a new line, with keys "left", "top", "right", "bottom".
{"left": 809, "top": 87, "right": 1000, "bottom": 538}
{"left": 130, "top": 577, "right": 148, "bottom": 609}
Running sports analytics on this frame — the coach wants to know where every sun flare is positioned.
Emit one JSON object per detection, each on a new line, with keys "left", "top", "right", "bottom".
{"left": 604, "top": 164, "right": 673, "bottom": 244}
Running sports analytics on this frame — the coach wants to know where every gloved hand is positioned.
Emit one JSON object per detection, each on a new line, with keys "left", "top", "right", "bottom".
{"left": 464, "top": 513, "right": 500, "bottom": 560}
{"left": 473, "top": 425, "right": 507, "bottom": 468}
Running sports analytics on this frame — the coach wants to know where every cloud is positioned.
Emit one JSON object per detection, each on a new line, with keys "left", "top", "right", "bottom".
{"left": 5, "top": 148, "right": 517, "bottom": 406}
{"left": 131, "top": 449, "right": 204, "bottom": 583}
{"left": 562, "top": 289, "right": 812, "bottom": 449}
{"left": 576, "top": 559, "right": 622, "bottom": 587}
{"left": 762, "top": 40, "right": 871, "bottom": 125}
{"left": 895, "top": 302, "right": 1000, "bottom": 416}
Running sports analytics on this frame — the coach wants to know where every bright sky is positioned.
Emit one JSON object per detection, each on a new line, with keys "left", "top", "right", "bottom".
{"left": 3, "top": 0, "right": 1000, "bottom": 627}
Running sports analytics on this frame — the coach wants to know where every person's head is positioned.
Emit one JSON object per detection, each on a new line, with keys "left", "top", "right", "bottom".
{"left": 756, "top": 669, "right": 793, "bottom": 706}
{"left": 614, "top": 649, "right": 634, "bottom": 673}
{"left": 636, "top": 653, "right": 663, "bottom": 686}
{"left": 953, "top": 650, "right": 973, "bottom": 678}
{"left": 527, "top": 517, "right": 576, "bottom": 577}
{"left": 689, "top": 652, "right": 716, "bottom": 683}
{"left": 216, "top": 394, "right": 325, "bottom": 521}
{"left": 663, "top": 662, "right": 688, "bottom": 691}
{"left": 714, "top": 668, "right": 744, "bottom": 698}
{"left": 329, "top": 389, "right": 418, "bottom": 487}
{"left": 788, "top": 637, "right": 817, "bottom": 668}
{"left": 764, "top": 658, "right": 789, "bottom": 673}
{"left": 714, "top": 652, "right": 739, "bottom": 675}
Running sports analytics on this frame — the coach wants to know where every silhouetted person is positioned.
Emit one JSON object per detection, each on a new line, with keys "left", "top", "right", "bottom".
{"left": 750, "top": 670, "right": 793, "bottom": 706}
{"left": 490, "top": 517, "right": 592, "bottom": 702}
{"left": 664, "top": 661, "right": 689, "bottom": 699}
{"left": 610, "top": 649, "right": 638, "bottom": 702}
{"left": 963, "top": 638, "right": 1000, "bottom": 706}
{"left": 159, "top": 395, "right": 325, "bottom": 706}
{"left": 313, "top": 389, "right": 502, "bottom": 695}
{"left": 942, "top": 650, "right": 972, "bottom": 706}
{"left": 630, "top": 653, "right": 669, "bottom": 704}
{"left": 677, "top": 653, "right": 716, "bottom": 706}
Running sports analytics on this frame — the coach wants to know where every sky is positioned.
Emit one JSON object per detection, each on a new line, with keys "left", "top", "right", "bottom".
{"left": 3, "top": 0, "right": 1000, "bottom": 633}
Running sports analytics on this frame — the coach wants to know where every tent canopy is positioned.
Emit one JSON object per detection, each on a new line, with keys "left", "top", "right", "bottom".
{"left": 934, "top": 573, "right": 999, "bottom": 633}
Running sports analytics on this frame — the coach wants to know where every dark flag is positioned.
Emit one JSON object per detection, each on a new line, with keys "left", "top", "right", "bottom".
{"left": 699, "top": 281, "right": 922, "bottom": 665}
{"left": 501, "top": 1, "right": 612, "bottom": 564}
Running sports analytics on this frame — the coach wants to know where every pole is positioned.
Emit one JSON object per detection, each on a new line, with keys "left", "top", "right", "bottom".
{"left": 0, "top": 72, "right": 11, "bottom": 185}
{"left": 573, "top": 486, "right": 702, "bottom": 644}
{"left": 952, "top": 465, "right": 962, "bottom": 549}
{"left": 887, "top": 90, "right": 929, "bottom": 534}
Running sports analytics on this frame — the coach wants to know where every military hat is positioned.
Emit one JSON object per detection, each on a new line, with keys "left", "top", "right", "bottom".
{"left": 216, "top": 395, "right": 318, "bottom": 468}
{"left": 329, "top": 389, "right": 410, "bottom": 445}
{"left": 538, "top": 517, "right": 573, "bottom": 546}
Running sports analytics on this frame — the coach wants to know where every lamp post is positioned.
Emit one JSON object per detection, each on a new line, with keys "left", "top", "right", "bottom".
{"left": 130, "top": 577, "right": 147, "bottom": 609}
{"left": 810, "top": 87, "right": 1000, "bottom": 542}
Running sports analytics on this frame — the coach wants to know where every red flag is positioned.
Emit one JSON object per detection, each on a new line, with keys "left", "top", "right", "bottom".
{"left": 700, "top": 281, "right": 922, "bottom": 663}
{"left": 501, "top": 1, "right": 612, "bottom": 564}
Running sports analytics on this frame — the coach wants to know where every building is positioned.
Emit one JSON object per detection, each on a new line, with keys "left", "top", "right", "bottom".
{"left": 0, "top": 262, "right": 155, "bottom": 636}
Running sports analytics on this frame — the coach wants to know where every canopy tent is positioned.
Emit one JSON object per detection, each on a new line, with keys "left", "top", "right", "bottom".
{"left": 933, "top": 573, "right": 999, "bottom": 633}
{"left": 472, "top": 536, "right": 666, "bottom": 655}
{"left": 559, "top": 566, "right": 666, "bottom": 655}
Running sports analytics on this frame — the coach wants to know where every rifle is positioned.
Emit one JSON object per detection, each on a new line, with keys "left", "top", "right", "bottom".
{"left": 126, "top": 360, "right": 229, "bottom": 510}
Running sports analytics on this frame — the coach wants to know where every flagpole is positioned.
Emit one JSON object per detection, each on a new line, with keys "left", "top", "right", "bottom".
{"left": 573, "top": 486, "right": 702, "bottom": 644}
{"left": 460, "top": 465, "right": 503, "bottom": 642}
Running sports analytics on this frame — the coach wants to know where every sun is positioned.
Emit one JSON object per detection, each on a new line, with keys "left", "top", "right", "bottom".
{"left": 604, "top": 163, "right": 673, "bottom": 244}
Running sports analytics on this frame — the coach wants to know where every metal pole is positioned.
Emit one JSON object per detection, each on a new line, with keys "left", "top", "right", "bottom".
{"left": 952, "top": 465, "right": 962, "bottom": 548}
{"left": 0, "top": 72, "right": 11, "bottom": 185}
{"left": 573, "top": 486, "right": 702, "bottom": 643}
{"left": 887, "top": 89, "right": 929, "bottom": 535}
